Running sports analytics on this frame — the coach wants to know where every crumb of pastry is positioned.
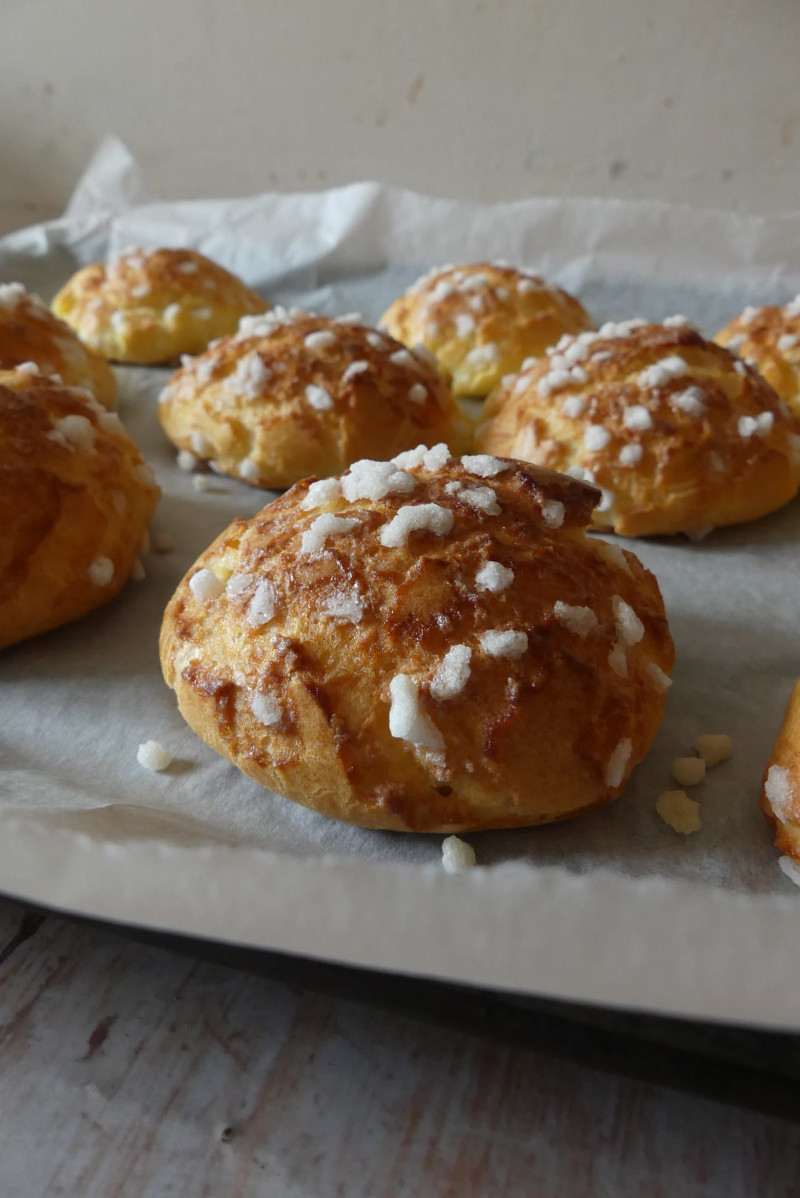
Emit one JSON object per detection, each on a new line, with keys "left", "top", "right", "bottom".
{"left": 693, "top": 733, "right": 733, "bottom": 767}
{"left": 656, "top": 789, "right": 701, "bottom": 834}
{"left": 671, "top": 756, "right": 706, "bottom": 787}
{"left": 441, "top": 835, "right": 477, "bottom": 873}
{"left": 130, "top": 557, "right": 146, "bottom": 581}
{"left": 778, "top": 855, "right": 800, "bottom": 888}
{"left": 136, "top": 740, "right": 173, "bottom": 771}
{"left": 153, "top": 531, "right": 174, "bottom": 553}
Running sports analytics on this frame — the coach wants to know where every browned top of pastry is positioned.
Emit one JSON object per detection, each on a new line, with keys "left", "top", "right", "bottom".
{"left": 0, "top": 282, "right": 116, "bottom": 408}
{"left": 51, "top": 248, "right": 268, "bottom": 365}
{"left": 0, "top": 368, "right": 159, "bottom": 649}
{"left": 380, "top": 262, "right": 594, "bottom": 397}
{"left": 158, "top": 308, "right": 465, "bottom": 488}
{"left": 477, "top": 318, "right": 800, "bottom": 537}
{"left": 160, "top": 447, "right": 674, "bottom": 831}
{"left": 715, "top": 297, "right": 800, "bottom": 417}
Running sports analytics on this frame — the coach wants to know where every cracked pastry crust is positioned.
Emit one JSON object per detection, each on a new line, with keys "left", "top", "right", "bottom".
{"left": 760, "top": 680, "right": 800, "bottom": 861}
{"left": 160, "top": 450, "right": 674, "bottom": 832}
{"left": 476, "top": 319, "right": 800, "bottom": 537}
{"left": 51, "top": 248, "right": 268, "bottom": 365}
{"left": 0, "top": 283, "right": 116, "bottom": 409}
{"left": 715, "top": 298, "right": 800, "bottom": 420}
{"left": 157, "top": 309, "right": 466, "bottom": 489}
{"left": 379, "top": 262, "right": 594, "bottom": 399}
{"left": 0, "top": 369, "right": 160, "bottom": 649}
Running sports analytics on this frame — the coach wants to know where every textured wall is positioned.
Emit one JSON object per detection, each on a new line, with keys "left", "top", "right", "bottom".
{"left": 2, "top": 0, "right": 799, "bottom": 231}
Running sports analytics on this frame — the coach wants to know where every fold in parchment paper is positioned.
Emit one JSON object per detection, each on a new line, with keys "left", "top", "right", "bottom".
{"left": 2, "top": 139, "right": 800, "bottom": 1028}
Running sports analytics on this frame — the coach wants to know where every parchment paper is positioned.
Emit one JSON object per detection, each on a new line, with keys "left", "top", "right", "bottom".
{"left": 2, "top": 137, "right": 800, "bottom": 1028}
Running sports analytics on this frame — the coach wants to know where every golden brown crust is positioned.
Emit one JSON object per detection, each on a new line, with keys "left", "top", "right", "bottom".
{"left": 51, "top": 248, "right": 268, "bottom": 365}
{"left": 157, "top": 309, "right": 467, "bottom": 489}
{"left": 160, "top": 451, "right": 674, "bottom": 832}
{"left": 0, "top": 283, "right": 116, "bottom": 408}
{"left": 715, "top": 299, "right": 800, "bottom": 419}
{"left": 380, "top": 262, "right": 595, "bottom": 398}
{"left": 476, "top": 319, "right": 800, "bottom": 537}
{"left": 760, "top": 680, "right": 800, "bottom": 860}
{"left": 0, "top": 369, "right": 160, "bottom": 649}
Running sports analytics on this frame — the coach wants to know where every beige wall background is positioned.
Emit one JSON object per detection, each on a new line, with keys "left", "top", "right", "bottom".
{"left": 2, "top": 0, "right": 799, "bottom": 233}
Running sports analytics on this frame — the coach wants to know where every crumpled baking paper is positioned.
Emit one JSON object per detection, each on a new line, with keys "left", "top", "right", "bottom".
{"left": 2, "top": 137, "right": 800, "bottom": 1028}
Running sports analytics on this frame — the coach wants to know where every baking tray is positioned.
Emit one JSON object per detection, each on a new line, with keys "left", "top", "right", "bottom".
{"left": 2, "top": 140, "right": 800, "bottom": 1032}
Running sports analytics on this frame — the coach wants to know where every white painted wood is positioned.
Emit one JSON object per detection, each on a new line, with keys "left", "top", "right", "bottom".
{"left": 1, "top": 0, "right": 800, "bottom": 219}
{"left": 0, "top": 896, "right": 796, "bottom": 1197}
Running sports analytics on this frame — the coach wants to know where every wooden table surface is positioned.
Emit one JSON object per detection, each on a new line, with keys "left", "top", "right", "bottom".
{"left": 0, "top": 894, "right": 798, "bottom": 1198}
